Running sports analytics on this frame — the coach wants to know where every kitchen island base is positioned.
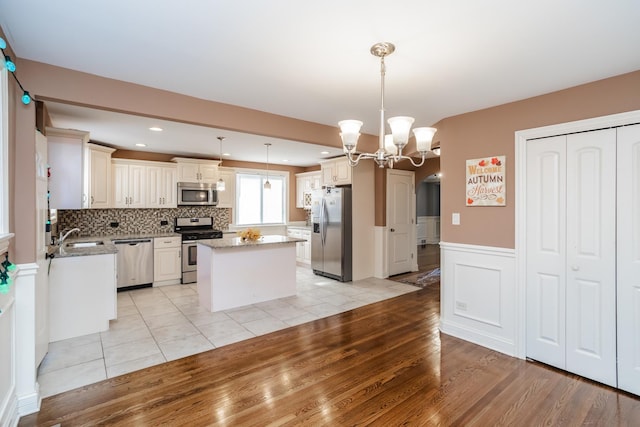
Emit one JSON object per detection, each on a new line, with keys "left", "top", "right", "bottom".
{"left": 197, "top": 236, "right": 303, "bottom": 312}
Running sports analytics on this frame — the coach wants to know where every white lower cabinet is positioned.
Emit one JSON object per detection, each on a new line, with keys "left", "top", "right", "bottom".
{"left": 48, "top": 254, "right": 117, "bottom": 342}
{"left": 287, "top": 227, "right": 311, "bottom": 265}
{"left": 154, "top": 236, "right": 182, "bottom": 285}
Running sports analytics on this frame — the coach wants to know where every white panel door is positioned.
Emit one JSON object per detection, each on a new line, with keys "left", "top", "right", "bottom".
{"left": 387, "top": 169, "right": 415, "bottom": 276}
{"left": 617, "top": 123, "right": 640, "bottom": 395}
{"left": 35, "top": 131, "right": 49, "bottom": 366}
{"left": 565, "top": 129, "right": 617, "bottom": 387}
{"left": 526, "top": 135, "right": 567, "bottom": 368}
{"left": 89, "top": 148, "right": 112, "bottom": 208}
{"left": 112, "top": 163, "right": 130, "bottom": 208}
{"left": 128, "top": 164, "right": 147, "bottom": 208}
{"left": 146, "top": 165, "right": 163, "bottom": 208}
{"left": 162, "top": 166, "right": 178, "bottom": 208}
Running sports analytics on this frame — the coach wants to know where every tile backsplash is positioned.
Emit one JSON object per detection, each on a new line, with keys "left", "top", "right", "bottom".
{"left": 56, "top": 207, "right": 232, "bottom": 236}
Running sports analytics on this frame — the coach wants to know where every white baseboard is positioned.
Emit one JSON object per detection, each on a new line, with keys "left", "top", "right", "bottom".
{"left": 0, "top": 392, "right": 18, "bottom": 427}
{"left": 17, "top": 389, "right": 40, "bottom": 416}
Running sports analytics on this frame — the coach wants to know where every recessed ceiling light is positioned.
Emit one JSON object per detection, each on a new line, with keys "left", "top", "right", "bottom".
{"left": 223, "top": 153, "right": 231, "bottom": 156}
{"left": 282, "top": 159, "right": 289, "bottom": 162}
{"left": 135, "top": 143, "right": 147, "bottom": 147}
{"left": 149, "top": 127, "right": 163, "bottom": 132}
{"left": 320, "top": 151, "right": 330, "bottom": 154}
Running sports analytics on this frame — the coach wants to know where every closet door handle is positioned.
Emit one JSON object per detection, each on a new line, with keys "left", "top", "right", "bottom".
{"left": 571, "top": 265, "right": 579, "bottom": 271}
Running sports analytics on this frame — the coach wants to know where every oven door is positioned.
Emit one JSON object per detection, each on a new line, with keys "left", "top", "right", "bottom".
{"left": 182, "top": 242, "right": 198, "bottom": 273}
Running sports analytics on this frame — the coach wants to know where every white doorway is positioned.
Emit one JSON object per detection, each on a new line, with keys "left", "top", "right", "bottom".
{"left": 525, "top": 128, "right": 617, "bottom": 386}
{"left": 516, "top": 111, "right": 640, "bottom": 395}
{"left": 386, "top": 169, "right": 416, "bottom": 276}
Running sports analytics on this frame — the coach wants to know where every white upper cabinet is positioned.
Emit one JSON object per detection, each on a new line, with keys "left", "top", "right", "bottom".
{"left": 85, "top": 144, "right": 115, "bottom": 209}
{"left": 321, "top": 158, "right": 351, "bottom": 186}
{"left": 295, "top": 171, "right": 321, "bottom": 208}
{"left": 172, "top": 157, "right": 220, "bottom": 183}
{"left": 47, "top": 127, "right": 115, "bottom": 209}
{"left": 216, "top": 168, "right": 236, "bottom": 208}
{"left": 146, "top": 164, "right": 177, "bottom": 208}
{"left": 112, "top": 160, "right": 146, "bottom": 208}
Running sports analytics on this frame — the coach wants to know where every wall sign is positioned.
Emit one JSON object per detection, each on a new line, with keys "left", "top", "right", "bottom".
{"left": 466, "top": 155, "right": 506, "bottom": 206}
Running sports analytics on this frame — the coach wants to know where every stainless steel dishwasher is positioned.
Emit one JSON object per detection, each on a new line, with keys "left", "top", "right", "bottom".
{"left": 114, "top": 238, "right": 154, "bottom": 289}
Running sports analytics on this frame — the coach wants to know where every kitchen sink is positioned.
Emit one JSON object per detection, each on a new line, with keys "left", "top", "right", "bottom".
{"left": 65, "top": 241, "right": 105, "bottom": 248}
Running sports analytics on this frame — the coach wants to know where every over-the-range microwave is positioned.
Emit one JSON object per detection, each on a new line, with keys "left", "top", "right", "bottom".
{"left": 177, "top": 182, "right": 218, "bottom": 206}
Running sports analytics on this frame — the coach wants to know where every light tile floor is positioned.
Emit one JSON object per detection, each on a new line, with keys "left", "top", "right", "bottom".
{"left": 37, "top": 267, "right": 418, "bottom": 398}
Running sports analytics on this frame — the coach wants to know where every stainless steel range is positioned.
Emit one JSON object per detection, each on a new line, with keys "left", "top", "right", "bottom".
{"left": 174, "top": 217, "right": 223, "bottom": 284}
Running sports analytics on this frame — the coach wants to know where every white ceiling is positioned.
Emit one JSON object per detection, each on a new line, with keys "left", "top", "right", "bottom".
{"left": 43, "top": 102, "right": 345, "bottom": 166}
{"left": 1, "top": 1, "right": 640, "bottom": 166}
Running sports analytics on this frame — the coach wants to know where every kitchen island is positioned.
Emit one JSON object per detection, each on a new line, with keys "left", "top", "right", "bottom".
{"left": 197, "top": 235, "right": 305, "bottom": 312}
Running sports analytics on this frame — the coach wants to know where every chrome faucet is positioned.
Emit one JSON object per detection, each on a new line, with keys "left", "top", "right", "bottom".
{"left": 59, "top": 228, "right": 80, "bottom": 245}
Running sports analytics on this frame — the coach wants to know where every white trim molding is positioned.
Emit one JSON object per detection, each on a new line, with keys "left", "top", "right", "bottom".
{"left": 439, "top": 242, "right": 517, "bottom": 356}
{"left": 0, "top": 288, "right": 18, "bottom": 427}
{"left": 373, "top": 226, "right": 388, "bottom": 279}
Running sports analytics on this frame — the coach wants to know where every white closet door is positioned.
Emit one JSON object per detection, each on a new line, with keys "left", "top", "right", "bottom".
{"left": 526, "top": 135, "right": 567, "bottom": 368}
{"left": 617, "top": 123, "right": 640, "bottom": 395}
{"left": 565, "top": 129, "right": 617, "bottom": 387}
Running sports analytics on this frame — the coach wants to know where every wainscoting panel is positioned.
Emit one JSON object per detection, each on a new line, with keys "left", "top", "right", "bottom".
{"left": 0, "top": 277, "right": 17, "bottom": 427}
{"left": 440, "top": 242, "right": 517, "bottom": 356}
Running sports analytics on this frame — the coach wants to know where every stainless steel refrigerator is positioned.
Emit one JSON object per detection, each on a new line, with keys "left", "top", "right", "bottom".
{"left": 311, "top": 186, "right": 352, "bottom": 282}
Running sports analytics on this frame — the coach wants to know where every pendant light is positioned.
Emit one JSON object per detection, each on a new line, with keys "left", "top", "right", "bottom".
{"left": 264, "top": 143, "right": 272, "bottom": 190}
{"left": 216, "top": 136, "right": 226, "bottom": 191}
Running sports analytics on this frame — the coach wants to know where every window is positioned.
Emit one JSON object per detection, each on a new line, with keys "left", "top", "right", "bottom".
{"left": 235, "top": 171, "right": 287, "bottom": 226}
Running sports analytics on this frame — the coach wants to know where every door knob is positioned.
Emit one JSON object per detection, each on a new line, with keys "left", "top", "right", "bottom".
{"left": 571, "top": 265, "right": 579, "bottom": 271}
{"left": 390, "top": 228, "right": 395, "bottom": 232}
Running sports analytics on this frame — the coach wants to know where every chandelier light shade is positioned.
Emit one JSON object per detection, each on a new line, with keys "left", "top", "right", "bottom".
{"left": 216, "top": 136, "right": 226, "bottom": 191}
{"left": 339, "top": 42, "right": 438, "bottom": 168}
{"left": 264, "top": 143, "right": 271, "bottom": 190}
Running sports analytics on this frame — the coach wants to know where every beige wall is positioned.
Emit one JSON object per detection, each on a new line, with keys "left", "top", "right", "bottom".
{"left": 9, "top": 67, "right": 38, "bottom": 264}
{"left": 18, "top": 59, "right": 381, "bottom": 152}
{"left": 437, "top": 70, "right": 640, "bottom": 249}
{"left": 9, "top": 51, "right": 640, "bottom": 256}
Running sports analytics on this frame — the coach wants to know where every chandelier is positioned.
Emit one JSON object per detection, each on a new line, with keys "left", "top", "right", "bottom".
{"left": 339, "top": 42, "right": 437, "bottom": 168}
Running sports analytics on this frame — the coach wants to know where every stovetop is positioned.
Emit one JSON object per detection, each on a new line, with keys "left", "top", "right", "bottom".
{"left": 174, "top": 217, "right": 223, "bottom": 241}
{"left": 177, "top": 229, "right": 223, "bottom": 241}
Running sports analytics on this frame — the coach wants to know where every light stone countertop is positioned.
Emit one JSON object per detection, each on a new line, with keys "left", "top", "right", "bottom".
{"left": 198, "top": 234, "right": 306, "bottom": 250}
{"left": 49, "top": 232, "right": 180, "bottom": 258}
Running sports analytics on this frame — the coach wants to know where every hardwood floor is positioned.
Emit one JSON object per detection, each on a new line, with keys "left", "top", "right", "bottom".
{"left": 20, "top": 283, "right": 640, "bottom": 426}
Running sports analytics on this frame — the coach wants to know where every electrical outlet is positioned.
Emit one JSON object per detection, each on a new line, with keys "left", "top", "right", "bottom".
{"left": 455, "top": 301, "right": 467, "bottom": 311}
{"left": 160, "top": 220, "right": 169, "bottom": 226}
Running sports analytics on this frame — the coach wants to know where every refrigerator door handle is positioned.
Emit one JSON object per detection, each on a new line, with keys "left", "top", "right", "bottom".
{"left": 321, "top": 198, "right": 328, "bottom": 246}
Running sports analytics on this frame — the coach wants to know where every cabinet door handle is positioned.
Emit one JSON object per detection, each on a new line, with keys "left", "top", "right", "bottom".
{"left": 91, "top": 195, "right": 94, "bottom": 205}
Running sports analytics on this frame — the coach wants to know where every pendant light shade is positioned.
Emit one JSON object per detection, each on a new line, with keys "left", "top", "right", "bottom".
{"left": 217, "top": 136, "right": 226, "bottom": 191}
{"left": 264, "top": 143, "right": 272, "bottom": 191}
